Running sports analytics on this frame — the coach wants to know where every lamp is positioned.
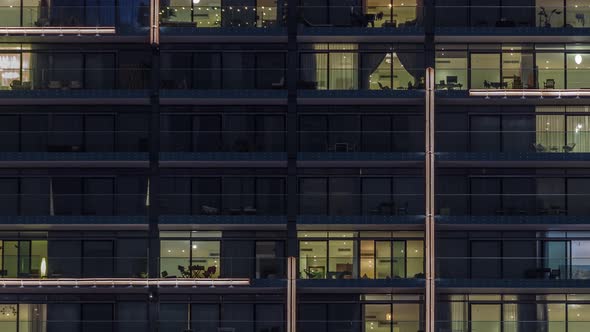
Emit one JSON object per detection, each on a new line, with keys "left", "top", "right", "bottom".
{"left": 40, "top": 257, "right": 47, "bottom": 278}
{"left": 193, "top": 0, "right": 201, "bottom": 3}
{"left": 575, "top": 54, "right": 583, "bottom": 65}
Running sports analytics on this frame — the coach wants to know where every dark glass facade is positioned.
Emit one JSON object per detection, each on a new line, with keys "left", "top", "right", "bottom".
{"left": 1, "top": 0, "right": 590, "bottom": 331}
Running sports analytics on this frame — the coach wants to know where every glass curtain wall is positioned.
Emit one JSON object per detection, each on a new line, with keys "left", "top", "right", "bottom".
{"left": 300, "top": 44, "right": 424, "bottom": 90}
{"left": 298, "top": 231, "right": 424, "bottom": 279}
{"left": 436, "top": 44, "right": 590, "bottom": 89}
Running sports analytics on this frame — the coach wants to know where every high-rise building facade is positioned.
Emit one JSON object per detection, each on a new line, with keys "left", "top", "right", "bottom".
{"left": 1, "top": 0, "right": 590, "bottom": 331}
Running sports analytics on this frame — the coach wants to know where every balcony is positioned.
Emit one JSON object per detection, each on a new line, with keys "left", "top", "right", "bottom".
{"left": 437, "top": 130, "right": 590, "bottom": 163}
{"left": 0, "top": 67, "right": 151, "bottom": 102}
{"left": 297, "top": 3, "right": 424, "bottom": 41}
{"left": 299, "top": 176, "right": 424, "bottom": 221}
{"left": 437, "top": 256, "right": 590, "bottom": 281}
{"left": 298, "top": 128, "right": 424, "bottom": 166}
{"left": 0, "top": 5, "right": 149, "bottom": 36}
{"left": 435, "top": 54, "right": 590, "bottom": 95}
{"left": 435, "top": 4, "right": 590, "bottom": 41}
{"left": 160, "top": 123, "right": 286, "bottom": 165}
{"left": 159, "top": 3, "right": 287, "bottom": 40}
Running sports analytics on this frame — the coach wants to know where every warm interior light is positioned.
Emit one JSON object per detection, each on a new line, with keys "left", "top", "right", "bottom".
{"left": 576, "top": 54, "right": 583, "bottom": 65}
{"left": 40, "top": 258, "right": 47, "bottom": 278}
{"left": 386, "top": 313, "right": 392, "bottom": 321}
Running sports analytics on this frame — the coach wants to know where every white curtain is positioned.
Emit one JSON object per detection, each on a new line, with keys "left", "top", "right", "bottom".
{"left": 536, "top": 114, "right": 565, "bottom": 152}
{"left": 326, "top": 44, "right": 358, "bottom": 90}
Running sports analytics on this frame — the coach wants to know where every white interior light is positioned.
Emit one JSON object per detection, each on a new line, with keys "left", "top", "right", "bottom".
{"left": 193, "top": 0, "right": 201, "bottom": 3}
{"left": 576, "top": 54, "right": 583, "bottom": 65}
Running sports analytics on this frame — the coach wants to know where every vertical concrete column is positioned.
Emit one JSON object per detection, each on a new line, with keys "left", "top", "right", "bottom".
{"left": 424, "top": 67, "right": 436, "bottom": 332}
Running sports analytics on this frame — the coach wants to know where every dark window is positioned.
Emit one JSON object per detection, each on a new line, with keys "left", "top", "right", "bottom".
{"left": 299, "top": 178, "right": 327, "bottom": 215}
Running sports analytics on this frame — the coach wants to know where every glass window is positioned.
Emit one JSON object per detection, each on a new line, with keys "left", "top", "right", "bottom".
{"left": 329, "top": 47, "right": 358, "bottom": 90}
{"left": 0, "top": 304, "right": 17, "bottom": 332}
{"left": 568, "top": 178, "right": 590, "bottom": 216}
{"left": 471, "top": 53, "right": 501, "bottom": 89}
{"left": 360, "top": 240, "right": 375, "bottom": 279}
{"left": 537, "top": 52, "right": 564, "bottom": 89}
{"left": 329, "top": 178, "right": 360, "bottom": 215}
{"left": 569, "top": 304, "right": 590, "bottom": 332}
{"left": 567, "top": 115, "right": 590, "bottom": 152}
{"left": 256, "top": 241, "right": 284, "bottom": 279}
{"left": 191, "top": 304, "right": 219, "bottom": 332}
{"left": 328, "top": 240, "right": 356, "bottom": 279}
{"left": 0, "top": 53, "right": 22, "bottom": 90}
{"left": 256, "top": 304, "right": 284, "bottom": 332}
{"left": 160, "top": 240, "right": 189, "bottom": 278}
{"left": 435, "top": 48, "right": 468, "bottom": 90}
{"left": 571, "top": 240, "right": 590, "bottom": 279}
{"left": 362, "top": 116, "right": 391, "bottom": 152}
{"left": 328, "top": 116, "right": 360, "bottom": 152}
{"left": 471, "top": 304, "right": 501, "bottom": 332}
{"left": 362, "top": 178, "right": 392, "bottom": 215}
{"left": 537, "top": 0, "right": 564, "bottom": 27}
{"left": 536, "top": 114, "right": 565, "bottom": 152}
{"left": 362, "top": 52, "right": 391, "bottom": 90}
{"left": 406, "top": 240, "right": 424, "bottom": 278}
{"left": 299, "top": 178, "right": 327, "bottom": 215}
{"left": 567, "top": 53, "right": 590, "bottom": 88}
{"left": 364, "top": 304, "right": 391, "bottom": 332}
{"left": 395, "top": 303, "right": 420, "bottom": 332}
{"left": 192, "top": 177, "right": 221, "bottom": 215}
{"left": 502, "top": 51, "right": 535, "bottom": 89}
{"left": 299, "top": 241, "right": 327, "bottom": 279}
{"left": 376, "top": 241, "right": 392, "bottom": 278}
{"left": 191, "top": 240, "right": 220, "bottom": 278}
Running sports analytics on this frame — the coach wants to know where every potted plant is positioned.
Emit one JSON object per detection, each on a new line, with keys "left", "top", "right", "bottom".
{"left": 538, "top": 6, "right": 562, "bottom": 28}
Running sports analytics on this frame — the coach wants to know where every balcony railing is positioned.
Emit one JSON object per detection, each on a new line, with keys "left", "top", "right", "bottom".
{"left": 436, "top": 193, "right": 590, "bottom": 216}
{"left": 298, "top": 5, "right": 423, "bottom": 28}
{"left": 0, "top": 255, "right": 147, "bottom": 279}
{"left": 299, "top": 130, "right": 424, "bottom": 153}
{"left": 160, "top": 68, "right": 286, "bottom": 90}
{"left": 159, "top": 257, "right": 286, "bottom": 279}
{"left": 299, "top": 193, "right": 424, "bottom": 216}
{"left": 0, "top": 194, "right": 148, "bottom": 216}
{"left": 161, "top": 130, "right": 286, "bottom": 153}
{"left": 159, "top": 194, "right": 286, "bottom": 216}
{"left": 437, "top": 130, "right": 590, "bottom": 154}
{"left": 435, "top": 5, "right": 590, "bottom": 29}
{"left": 437, "top": 257, "right": 590, "bottom": 280}
{"left": 0, "top": 6, "right": 118, "bottom": 28}
{"left": 160, "top": 5, "right": 285, "bottom": 28}
{"left": 434, "top": 68, "right": 590, "bottom": 91}
{"left": 436, "top": 321, "right": 571, "bottom": 332}
{"left": 0, "top": 68, "right": 150, "bottom": 91}
{"left": 298, "top": 256, "right": 424, "bottom": 280}
{"left": 0, "top": 130, "right": 148, "bottom": 153}
{"left": 298, "top": 67, "right": 426, "bottom": 91}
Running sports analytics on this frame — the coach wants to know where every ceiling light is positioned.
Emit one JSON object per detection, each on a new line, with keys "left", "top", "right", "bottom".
{"left": 576, "top": 54, "right": 583, "bottom": 65}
